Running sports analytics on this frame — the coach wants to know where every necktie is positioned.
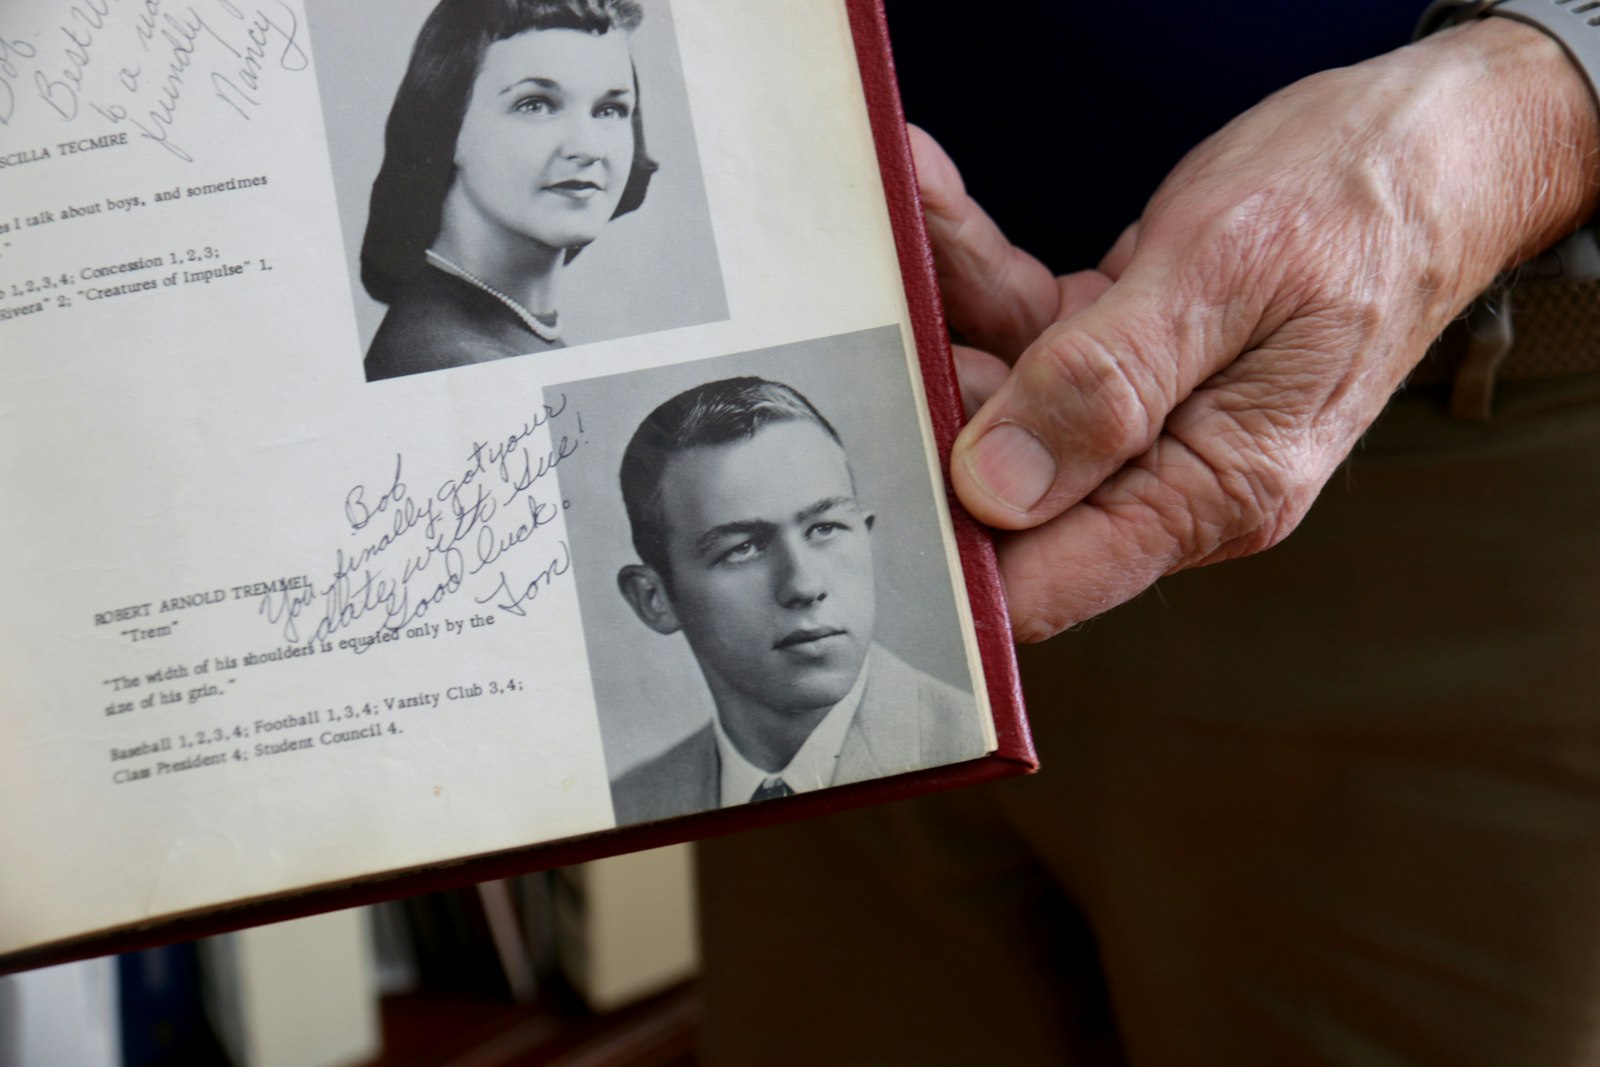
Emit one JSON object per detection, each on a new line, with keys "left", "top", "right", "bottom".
{"left": 750, "top": 777, "right": 794, "bottom": 803}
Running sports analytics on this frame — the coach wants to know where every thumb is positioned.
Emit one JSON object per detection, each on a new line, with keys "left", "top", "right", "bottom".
{"left": 949, "top": 265, "right": 1267, "bottom": 529}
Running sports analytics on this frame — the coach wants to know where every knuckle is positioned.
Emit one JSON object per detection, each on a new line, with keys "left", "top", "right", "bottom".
{"left": 1176, "top": 424, "right": 1313, "bottom": 563}
{"left": 1030, "top": 327, "right": 1168, "bottom": 461}
{"left": 999, "top": 534, "right": 1117, "bottom": 640}
{"left": 998, "top": 537, "right": 1071, "bottom": 641}
{"left": 1014, "top": 611, "right": 1070, "bottom": 646}
{"left": 1116, "top": 425, "right": 1315, "bottom": 572}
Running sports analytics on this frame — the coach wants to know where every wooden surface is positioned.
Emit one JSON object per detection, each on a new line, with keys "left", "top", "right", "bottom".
{"left": 363, "top": 981, "right": 698, "bottom": 1067}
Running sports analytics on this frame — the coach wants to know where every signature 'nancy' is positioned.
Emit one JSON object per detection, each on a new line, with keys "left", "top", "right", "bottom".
{"left": 14, "top": 0, "right": 306, "bottom": 162}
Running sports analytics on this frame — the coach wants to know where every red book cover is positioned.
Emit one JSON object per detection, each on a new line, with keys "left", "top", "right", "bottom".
{"left": 0, "top": 0, "right": 1032, "bottom": 974}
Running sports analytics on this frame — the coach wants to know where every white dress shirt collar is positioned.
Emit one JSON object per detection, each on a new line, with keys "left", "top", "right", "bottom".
{"left": 713, "top": 663, "right": 870, "bottom": 807}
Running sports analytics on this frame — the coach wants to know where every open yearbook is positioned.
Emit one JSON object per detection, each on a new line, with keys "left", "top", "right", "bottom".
{"left": 0, "top": 0, "right": 1034, "bottom": 973}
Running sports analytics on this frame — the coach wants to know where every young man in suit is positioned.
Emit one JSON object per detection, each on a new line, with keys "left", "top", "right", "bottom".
{"left": 609, "top": 376, "right": 983, "bottom": 824}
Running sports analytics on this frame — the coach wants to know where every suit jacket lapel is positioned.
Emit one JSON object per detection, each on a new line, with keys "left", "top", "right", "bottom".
{"left": 834, "top": 645, "right": 921, "bottom": 785}
{"left": 686, "top": 724, "right": 721, "bottom": 810}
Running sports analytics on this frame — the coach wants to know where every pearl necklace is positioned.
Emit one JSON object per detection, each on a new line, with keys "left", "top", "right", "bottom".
{"left": 425, "top": 249, "right": 561, "bottom": 344}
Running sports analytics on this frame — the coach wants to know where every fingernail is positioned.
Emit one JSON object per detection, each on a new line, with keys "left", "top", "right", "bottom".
{"left": 965, "top": 422, "right": 1056, "bottom": 512}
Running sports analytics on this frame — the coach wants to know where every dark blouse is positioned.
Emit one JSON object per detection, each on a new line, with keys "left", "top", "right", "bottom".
{"left": 364, "top": 266, "right": 565, "bottom": 382}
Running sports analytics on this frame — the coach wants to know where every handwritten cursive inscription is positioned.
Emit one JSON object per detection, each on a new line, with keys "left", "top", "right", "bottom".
{"left": 260, "top": 400, "right": 586, "bottom": 652}
{"left": 210, "top": 1, "right": 308, "bottom": 120}
{"left": 2, "top": 0, "right": 308, "bottom": 164}
{"left": 475, "top": 541, "right": 574, "bottom": 618}
{"left": 0, "top": 34, "right": 39, "bottom": 126}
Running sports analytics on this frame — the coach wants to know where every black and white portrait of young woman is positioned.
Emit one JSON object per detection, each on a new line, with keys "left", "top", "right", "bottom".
{"left": 307, "top": 0, "right": 726, "bottom": 381}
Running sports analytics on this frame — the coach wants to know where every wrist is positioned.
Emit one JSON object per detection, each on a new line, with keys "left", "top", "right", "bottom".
{"left": 1410, "top": 17, "right": 1600, "bottom": 278}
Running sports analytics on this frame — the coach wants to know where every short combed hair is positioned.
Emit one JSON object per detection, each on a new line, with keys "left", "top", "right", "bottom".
{"left": 621, "top": 378, "right": 843, "bottom": 579}
{"left": 361, "top": 0, "right": 659, "bottom": 303}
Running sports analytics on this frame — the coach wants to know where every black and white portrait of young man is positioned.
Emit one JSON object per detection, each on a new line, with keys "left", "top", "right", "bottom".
{"left": 558, "top": 328, "right": 991, "bottom": 826}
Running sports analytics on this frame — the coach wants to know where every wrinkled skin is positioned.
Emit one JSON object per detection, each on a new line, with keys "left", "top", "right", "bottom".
{"left": 918, "top": 20, "right": 1600, "bottom": 642}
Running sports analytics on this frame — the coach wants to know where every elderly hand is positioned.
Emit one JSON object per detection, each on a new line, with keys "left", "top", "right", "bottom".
{"left": 915, "top": 19, "right": 1600, "bottom": 643}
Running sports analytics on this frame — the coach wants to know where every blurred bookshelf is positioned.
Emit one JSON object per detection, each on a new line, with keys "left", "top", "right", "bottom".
{"left": 1, "top": 847, "right": 699, "bottom": 1067}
